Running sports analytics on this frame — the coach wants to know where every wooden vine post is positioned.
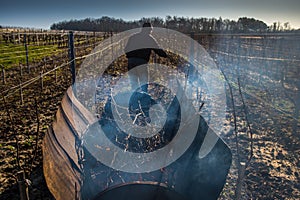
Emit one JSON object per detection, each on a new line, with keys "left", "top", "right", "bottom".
{"left": 235, "top": 162, "right": 246, "bottom": 199}
{"left": 19, "top": 80, "right": 23, "bottom": 105}
{"left": 40, "top": 72, "right": 43, "bottom": 91}
{"left": 17, "top": 171, "right": 29, "bottom": 200}
{"left": 68, "top": 31, "right": 76, "bottom": 96}
{"left": 24, "top": 34, "right": 30, "bottom": 73}
{"left": 68, "top": 31, "right": 76, "bottom": 84}
{"left": 19, "top": 63, "right": 23, "bottom": 78}
{"left": 55, "top": 65, "right": 58, "bottom": 83}
{"left": 1, "top": 64, "right": 5, "bottom": 85}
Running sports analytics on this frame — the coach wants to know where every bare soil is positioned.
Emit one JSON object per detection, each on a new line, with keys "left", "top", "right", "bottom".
{"left": 0, "top": 41, "right": 299, "bottom": 200}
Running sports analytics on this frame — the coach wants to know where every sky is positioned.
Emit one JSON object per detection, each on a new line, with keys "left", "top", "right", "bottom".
{"left": 1, "top": 0, "right": 299, "bottom": 29}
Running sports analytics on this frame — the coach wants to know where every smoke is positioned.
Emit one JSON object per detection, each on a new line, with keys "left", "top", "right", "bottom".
{"left": 76, "top": 27, "right": 231, "bottom": 199}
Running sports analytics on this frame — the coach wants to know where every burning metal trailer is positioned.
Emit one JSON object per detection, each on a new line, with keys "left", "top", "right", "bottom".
{"left": 43, "top": 86, "right": 232, "bottom": 200}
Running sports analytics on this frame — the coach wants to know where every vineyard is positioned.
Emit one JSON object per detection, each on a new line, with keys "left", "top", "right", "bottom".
{"left": 0, "top": 28, "right": 299, "bottom": 199}
{"left": 0, "top": 29, "right": 108, "bottom": 199}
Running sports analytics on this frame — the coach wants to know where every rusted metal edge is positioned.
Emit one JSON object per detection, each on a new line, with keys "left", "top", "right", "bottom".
{"left": 43, "top": 87, "right": 98, "bottom": 199}
{"left": 43, "top": 126, "right": 81, "bottom": 200}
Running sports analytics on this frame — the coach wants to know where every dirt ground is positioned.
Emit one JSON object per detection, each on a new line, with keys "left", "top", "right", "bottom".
{"left": 0, "top": 48, "right": 299, "bottom": 200}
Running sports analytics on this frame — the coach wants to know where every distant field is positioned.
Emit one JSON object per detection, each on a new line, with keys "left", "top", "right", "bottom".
{"left": 0, "top": 28, "right": 105, "bottom": 69}
{"left": 0, "top": 43, "right": 61, "bottom": 68}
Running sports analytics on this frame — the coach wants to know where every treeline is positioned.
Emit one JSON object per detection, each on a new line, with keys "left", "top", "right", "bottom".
{"left": 50, "top": 16, "right": 298, "bottom": 33}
